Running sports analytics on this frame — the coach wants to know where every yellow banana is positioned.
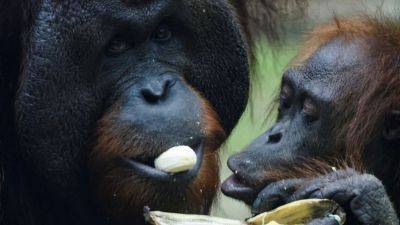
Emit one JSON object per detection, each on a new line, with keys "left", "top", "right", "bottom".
{"left": 247, "top": 199, "right": 345, "bottom": 225}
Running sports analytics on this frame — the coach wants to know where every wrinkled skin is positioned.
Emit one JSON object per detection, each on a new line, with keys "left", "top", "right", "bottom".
{"left": 253, "top": 169, "right": 398, "bottom": 225}
{"left": 223, "top": 38, "right": 366, "bottom": 200}
{"left": 222, "top": 36, "right": 400, "bottom": 225}
{"left": 1, "top": 0, "right": 252, "bottom": 225}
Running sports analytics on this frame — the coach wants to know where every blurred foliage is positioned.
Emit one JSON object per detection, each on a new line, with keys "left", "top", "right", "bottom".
{"left": 212, "top": 41, "right": 299, "bottom": 220}
{"left": 222, "top": 41, "right": 299, "bottom": 154}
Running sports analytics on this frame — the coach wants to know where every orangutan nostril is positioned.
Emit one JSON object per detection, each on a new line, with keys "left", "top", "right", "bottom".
{"left": 267, "top": 133, "right": 282, "bottom": 144}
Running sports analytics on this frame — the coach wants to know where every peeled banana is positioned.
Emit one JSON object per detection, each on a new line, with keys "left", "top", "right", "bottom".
{"left": 145, "top": 199, "right": 345, "bottom": 225}
{"left": 154, "top": 145, "right": 197, "bottom": 173}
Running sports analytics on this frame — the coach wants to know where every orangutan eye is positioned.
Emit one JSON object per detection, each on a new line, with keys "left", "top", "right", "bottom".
{"left": 302, "top": 97, "right": 319, "bottom": 121}
{"left": 106, "top": 39, "right": 131, "bottom": 55}
{"left": 153, "top": 25, "right": 173, "bottom": 42}
{"left": 279, "top": 85, "right": 293, "bottom": 110}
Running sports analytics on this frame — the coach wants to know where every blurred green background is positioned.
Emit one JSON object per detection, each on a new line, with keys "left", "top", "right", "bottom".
{"left": 212, "top": 0, "right": 399, "bottom": 220}
{"left": 224, "top": 42, "right": 298, "bottom": 158}
{"left": 212, "top": 41, "right": 298, "bottom": 220}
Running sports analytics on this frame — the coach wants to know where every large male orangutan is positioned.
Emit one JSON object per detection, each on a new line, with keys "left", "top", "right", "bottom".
{"left": 0, "top": 0, "right": 304, "bottom": 225}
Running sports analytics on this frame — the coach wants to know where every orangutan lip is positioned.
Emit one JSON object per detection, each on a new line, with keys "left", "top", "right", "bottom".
{"left": 221, "top": 175, "right": 258, "bottom": 205}
{"left": 117, "top": 142, "right": 204, "bottom": 184}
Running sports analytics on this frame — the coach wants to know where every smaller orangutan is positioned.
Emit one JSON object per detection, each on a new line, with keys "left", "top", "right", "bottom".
{"left": 222, "top": 16, "right": 400, "bottom": 225}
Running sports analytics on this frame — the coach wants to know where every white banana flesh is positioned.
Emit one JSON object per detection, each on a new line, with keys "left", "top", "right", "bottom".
{"left": 154, "top": 145, "right": 197, "bottom": 173}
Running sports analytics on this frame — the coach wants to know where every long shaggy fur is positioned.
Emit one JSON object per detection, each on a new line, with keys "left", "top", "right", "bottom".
{"left": 266, "top": 15, "right": 400, "bottom": 212}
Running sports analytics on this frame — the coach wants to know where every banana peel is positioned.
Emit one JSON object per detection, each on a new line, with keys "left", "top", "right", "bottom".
{"left": 145, "top": 199, "right": 346, "bottom": 225}
{"left": 145, "top": 211, "right": 246, "bottom": 225}
{"left": 247, "top": 199, "right": 345, "bottom": 225}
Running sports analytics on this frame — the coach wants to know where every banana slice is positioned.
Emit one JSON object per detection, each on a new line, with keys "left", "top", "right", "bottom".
{"left": 154, "top": 146, "right": 197, "bottom": 173}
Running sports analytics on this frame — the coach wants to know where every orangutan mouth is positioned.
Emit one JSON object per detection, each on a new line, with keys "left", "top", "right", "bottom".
{"left": 116, "top": 142, "right": 204, "bottom": 184}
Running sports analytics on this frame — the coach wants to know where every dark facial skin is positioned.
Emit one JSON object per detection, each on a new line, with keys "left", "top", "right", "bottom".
{"left": 11, "top": 0, "right": 249, "bottom": 224}
{"left": 222, "top": 36, "right": 400, "bottom": 224}
{"left": 222, "top": 38, "right": 364, "bottom": 203}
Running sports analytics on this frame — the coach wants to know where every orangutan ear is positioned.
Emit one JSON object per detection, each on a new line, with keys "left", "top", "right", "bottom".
{"left": 383, "top": 110, "right": 400, "bottom": 141}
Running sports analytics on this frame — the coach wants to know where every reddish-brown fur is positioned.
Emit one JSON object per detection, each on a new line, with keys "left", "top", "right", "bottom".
{"left": 89, "top": 84, "right": 225, "bottom": 222}
{"left": 294, "top": 16, "right": 400, "bottom": 167}
{"left": 264, "top": 16, "right": 400, "bottom": 211}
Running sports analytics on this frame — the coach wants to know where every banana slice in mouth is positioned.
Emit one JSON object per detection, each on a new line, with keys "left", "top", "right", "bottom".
{"left": 154, "top": 145, "right": 197, "bottom": 174}
{"left": 117, "top": 143, "right": 204, "bottom": 183}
